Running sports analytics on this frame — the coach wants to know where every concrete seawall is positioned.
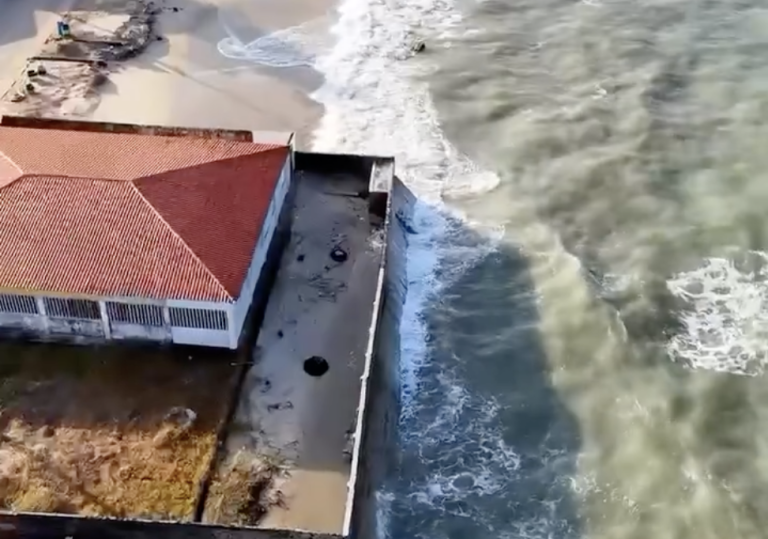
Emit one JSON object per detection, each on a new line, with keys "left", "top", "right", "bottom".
{"left": 344, "top": 175, "right": 416, "bottom": 539}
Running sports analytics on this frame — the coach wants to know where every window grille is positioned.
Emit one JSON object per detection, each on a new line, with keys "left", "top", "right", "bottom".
{"left": 0, "top": 294, "right": 38, "bottom": 315}
{"left": 106, "top": 302, "right": 164, "bottom": 327}
{"left": 169, "top": 307, "right": 227, "bottom": 330}
{"left": 44, "top": 297, "right": 100, "bottom": 320}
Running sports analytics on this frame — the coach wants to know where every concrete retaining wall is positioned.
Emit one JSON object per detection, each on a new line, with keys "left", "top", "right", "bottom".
{"left": 277, "top": 151, "right": 412, "bottom": 539}
{"left": 343, "top": 176, "right": 415, "bottom": 539}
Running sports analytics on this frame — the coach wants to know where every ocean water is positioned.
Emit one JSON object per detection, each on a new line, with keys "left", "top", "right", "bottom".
{"left": 220, "top": 0, "right": 768, "bottom": 537}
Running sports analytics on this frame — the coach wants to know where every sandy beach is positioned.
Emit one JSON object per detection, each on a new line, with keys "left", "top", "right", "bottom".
{"left": 0, "top": 0, "right": 331, "bottom": 147}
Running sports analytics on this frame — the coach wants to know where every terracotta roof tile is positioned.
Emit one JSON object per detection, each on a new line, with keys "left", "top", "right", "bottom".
{"left": 0, "top": 126, "right": 289, "bottom": 302}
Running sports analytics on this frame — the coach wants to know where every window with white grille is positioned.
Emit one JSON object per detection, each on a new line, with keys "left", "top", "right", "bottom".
{"left": 0, "top": 294, "right": 38, "bottom": 315}
{"left": 106, "top": 302, "right": 164, "bottom": 327}
{"left": 44, "top": 298, "right": 100, "bottom": 320}
{"left": 169, "top": 307, "right": 227, "bottom": 330}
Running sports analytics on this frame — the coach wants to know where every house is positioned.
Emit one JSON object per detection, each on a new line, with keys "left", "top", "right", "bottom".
{"left": 0, "top": 116, "right": 294, "bottom": 349}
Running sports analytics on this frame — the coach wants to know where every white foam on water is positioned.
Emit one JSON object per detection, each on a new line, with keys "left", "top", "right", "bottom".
{"left": 217, "top": 15, "right": 332, "bottom": 68}
{"left": 308, "top": 0, "right": 502, "bottom": 410}
{"left": 306, "top": 0, "right": 517, "bottom": 530}
{"left": 666, "top": 252, "right": 768, "bottom": 376}
{"left": 400, "top": 367, "right": 571, "bottom": 539}
{"left": 374, "top": 490, "right": 394, "bottom": 539}
{"left": 402, "top": 371, "right": 522, "bottom": 502}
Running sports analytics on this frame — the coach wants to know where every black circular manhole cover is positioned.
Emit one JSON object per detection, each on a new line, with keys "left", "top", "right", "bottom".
{"left": 330, "top": 246, "right": 348, "bottom": 263}
{"left": 304, "top": 356, "right": 329, "bottom": 377}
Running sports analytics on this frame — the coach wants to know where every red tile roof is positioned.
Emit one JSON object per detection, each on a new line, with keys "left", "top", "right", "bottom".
{"left": 0, "top": 125, "right": 289, "bottom": 302}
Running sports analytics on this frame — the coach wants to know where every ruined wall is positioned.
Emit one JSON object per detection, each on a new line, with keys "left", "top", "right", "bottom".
{"left": 345, "top": 176, "right": 416, "bottom": 539}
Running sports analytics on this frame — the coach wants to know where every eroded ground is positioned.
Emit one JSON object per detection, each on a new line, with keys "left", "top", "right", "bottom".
{"left": 0, "top": 343, "right": 237, "bottom": 520}
{"left": 203, "top": 172, "right": 384, "bottom": 533}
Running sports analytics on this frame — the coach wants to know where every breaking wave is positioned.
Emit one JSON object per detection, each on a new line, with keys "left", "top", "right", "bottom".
{"left": 667, "top": 251, "right": 768, "bottom": 376}
{"left": 306, "top": 0, "right": 514, "bottom": 533}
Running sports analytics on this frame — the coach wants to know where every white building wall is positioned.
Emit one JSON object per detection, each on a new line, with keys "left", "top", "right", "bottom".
{"left": 0, "top": 294, "right": 233, "bottom": 349}
{"left": 99, "top": 297, "right": 171, "bottom": 343}
{"left": 103, "top": 297, "right": 232, "bottom": 348}
{"left": 0, "top": 149, "right": 292, "bottom": 350}
{"left": 230, "top": 153, "right": 293, "bottom": 348}
{"left": 0, "top": 312, "right": 47, "bottom": 333}
{"left": 166, "top": 299, "right": 233, "bottom": 349}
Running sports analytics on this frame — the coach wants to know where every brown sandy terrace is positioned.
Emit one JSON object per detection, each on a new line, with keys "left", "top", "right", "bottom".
{"left": 0, "top": 343, "right": 237, "bottom": 520}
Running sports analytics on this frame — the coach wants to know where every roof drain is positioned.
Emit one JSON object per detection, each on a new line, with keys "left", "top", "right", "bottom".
{"left": 303, "top": 356, "right": 329, "bottom": 377}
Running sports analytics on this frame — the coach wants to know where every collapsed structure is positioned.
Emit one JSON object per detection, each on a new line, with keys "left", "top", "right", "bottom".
{"left": 0, "top": 117, "right": 293, "bottom": 349}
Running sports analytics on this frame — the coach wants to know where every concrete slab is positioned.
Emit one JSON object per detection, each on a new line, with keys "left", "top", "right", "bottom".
{"left": 203, "top": 170, "right": 383, "bottom": 534}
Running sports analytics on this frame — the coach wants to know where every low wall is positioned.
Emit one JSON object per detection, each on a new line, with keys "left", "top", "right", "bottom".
{"left": 47, "top": 318, "right": 103, "bottom": 338}
{"left": 0, "top": 115, "right": 256, "bottom": 141}
{"left": 110, "top": 322, "right": 171, "bottom": 343}
{"left": 0, "top": 513, "right": 340, "bottom": 539}
{"left": 294, "top": 151, "right": 378, "bottom": 179}
{"left": 343, "top": 176, "right": 415, "bottom": 539}
{"left": 0, "top": 312, "right": 47, "bottom": 334}
{"left": 0, "top": 313, "right": 105, "bottom": 343}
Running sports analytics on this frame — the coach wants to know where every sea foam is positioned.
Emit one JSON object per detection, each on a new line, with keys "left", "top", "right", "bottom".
{"left": 667, "top": 251, "right": 768, "bottom": 376}
{"left": 217, "top": 0, "right": 509, "bottom": 533}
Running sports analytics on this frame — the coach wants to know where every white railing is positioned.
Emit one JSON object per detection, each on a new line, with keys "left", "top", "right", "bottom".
{"left": 0, "top": 294, "right": 38, "bottom": 315}
{"left": 44, "top": 297, "right": 100, "bottom": 320}
{"left": 106, "top": 302, "right": 164, "bottom": 327}
{"left": 169, "top": 307, "right": 227, "bottom": 330}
